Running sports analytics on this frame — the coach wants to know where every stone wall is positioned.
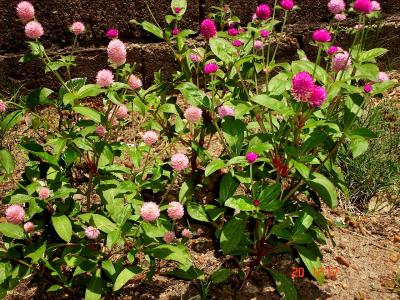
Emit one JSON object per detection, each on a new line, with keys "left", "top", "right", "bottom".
{"left": 1, "top": 0, "right": 399, "bottom": 89}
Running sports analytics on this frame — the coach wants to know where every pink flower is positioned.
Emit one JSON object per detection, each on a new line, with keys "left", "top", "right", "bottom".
{"left": 312, "top": 29, "right": 332, "bottom": 43}
{"left": 364, "top": 84, "right": 373, "bottom": 93}
{"left": 332, "top": 50, "right": 352, "bottom": 72}
{"left": 107, "top": 39, "right": 126, "bottom": 66}
{"left": 310, "top": 85, "right": 327, "bottom": 107}
{"left": 334, "top": 13, "right": 347, "bottom": 21}
{"left": 167, "top": 201, "right": 184, "bottom": 220}
{"left": 96, "top": 69, "right": 114, "bottom": 87}
{"left": 182, "top": 228, "right": 193, "bottom": 238}
{"left": 106, "top": 28, "right": 119, "bottom": 39}
{"left": 174, "top": 7, "right": 182, "bottom": 14}
{"left": 260, "top": 29, "right": 270, "bottom": 38}
{"left": 171, "top": 153, "right": 189, "bottom": 171}
{"left": 328, "top": 0, "right": 346, "bottom": 14}
{"left": 280, "top": 0, "right": 294, "bottom": 10}
{"left": 377, "top": 71, "right": 389, "bottom": 82}
{"left": 163, "top": 231, "right": 175, "bottom": 244}
{"left": 371, "top": 1, "right": 381, "bottom": 11}
{"left": 0, "top": 100, "right": 6, "bottom": 113}
{"left": 327, "top": 45, "right": 339, "bottom": 55}
{"left": 85, "top": 226, "right": 100, "bottom": 240}
{"left": 190, "top": 53, "right": 202, "bottom": 63}
{"left": 128, "top": 75, "right": 142, "bottom": 90}
{"left": 246, "top": 152, "right": 258, "bottom": 164}
{"left": 203, "top": 63, "right": 218, "bottom": 74}
{"left": 25, "top": 21, "right": 44, "bottom": 39}
{"left": 200, "top": 19, "right": 217, "bottom": 39}
{"left": 141, "top": 202, "right": 160, "bottom": 222}
{"left": 218, "top": 105, "right": 235, "bottom": 118}
{"left": 115, "top": 105, "right": 128, "bottom": 119}
{"left": 38, "top": 187, "right": 51, "bottom": 199}
{"left": 227, "top": 27, "right": 239, "bottom": 36}
{"left": 253, "top": 199, "right": 260, "bottom": 206}
{"left": 354, "top": 24, "right": 364, "bottom": 30}
{"left": 184, "top": 106, "right": 202, "bottom": 123}
{"left": 143, "top": 130, "right": 158, "bottom": 145}
{"left": 24, "top": 221, "right": 35, "bottom": 233}
{"left": 232, "top": 40, "right": 242, "bottom": 47}
{"left": 354, "top": 0, "right": 373, "bottom": 14}
{"left": 291, "top": 71, "right": 315, "bottom": 102}
{"left": 172, "top": 28, "right": 180, "bottom": 36}
{"left": 71, "top": 22, "right": 85, "bottom": 35}
{"left": 16, "top": 1, "right": 35, "bottom": 22}
{"left": 95, "top": 125, "right": 106, "bottom": 137}
{"left": 255, "top": 4, "right": 271, "bottom": 20}
{"left": 254, "top": 40, "right": 264, "bottom": 51}
{"left": 5, "top": 205, "right": 25, "bottom": 224}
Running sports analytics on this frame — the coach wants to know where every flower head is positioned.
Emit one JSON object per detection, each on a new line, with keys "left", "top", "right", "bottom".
{"left": 24, "top": 221, "right": 35, "bottom": 233}
{"left": 107, "top": 39, "right": 126, "bottom": 66}
{"left": 71, "top": 22, "right": 85, "bottom": 35}
{"left": 253, "top": 199, "right": 260, "bottom": 206}
{"left": 204, "top": 63, "right": 218, "bottom": 74}
{"left": 327, "top": 45, "right": 339, "bottom": 55}
{"left": 253, "top": 40, "right": 264, "bottom": 51}
{"left": 184, "top": 106, "right": 202, "bottom": 123}
{"left": 334, "top": 13, "right": 347, "bottom": 21}
{"left": 140, "top": 202, "right": 160, "bottom": 222}
{"left": 38, "top": 187, "right": 51, "bottom": 199}
{"left": 246, "top": 152, "right": 258, "bottom": 164}
{"left": 354, "top": 0, "right": 373, "bottom": 14}
{"left": 377, "top": 71, "right": 389, "bottom": 82}
{"left": 189, "top": 53, "right": 202, "bottom": 63}
{"left": 167, "top": 201, "right": 185, "bottom": 220}
{"left": 328, "top": 0, "right": 346, "bottom": 14}
{"left": 200, "top": 19, "right": 217, "bottom": 39}
{"left": 143, "top": 130, "right": 159, "bottom": 145}
{"left": 364, "top": 84, "right": 373, "bottom": 93}
{"left": 255, "top": 4, "right": 271, "bottom": 20}
{"left": 106, "top": 28, "right": 119, "bottom": 39}
{"left": 260, "top": 29, "right": 270, "bottom": 38}
{"left": 232, "top": 40, "right": 242, "bottom": 47}
{"left": 0, "top": 100, "right": 6, "bottom": 113}
{"left": 172, "top": 28, "right": 180, "bottom": 36}
{"left": 85, "top": 226, "right": 100, "bottom": 240}
{"left": 332, "top": 50, "right": 352, "bottom": 72}
{"left": 128, "top": 75, "right": 142, "bottom": 90}
{"left": 291, "top": 71, "right": 315, "bottom": 102}
{"left": 163, "top": 231, "right": 175, "bottom": 243}
{"left": 96, "top": 69, "right": 114, "bottom": 87}
{"left": 95, "top": 125, "right": 106, "bottom": 137}
{"left": 25, "top": 21, "right": 44, "bottom": 39}
{"left": 280, "top": 0, "right": 295, "bottom": 10}
{"left": 182, "top": 229, "right": 192, "bottom": 238}
{"left": 218, "top": 105, "right": 235, "bottom": 118}
{"left": 227, "top": 27, "right": 239, "bottom": 36}
{"left": 16, "top": 1, "right": 35, "bottom": 22}
{"left": 310, "top": 85, "right": 327, "bottom": 107}
{"left": 115, "top": 105, "right": 128, "bottom": 119}
{"left": 174, "top": 7, "right": 182, "bottom": 14}
{"left": 371, "top": 1, "right": 381, "bottom": 11}
{"left": 272, "top": 155, "right": 290, "bottom": 177}
{"left": 5, "top": 205, "right": 25, "bottom": 224}
{"left": 171, "top": 153, "right": 189, "bottom": 171}
{"left": 312, "top": 29, "right": 332, "bottom": 43}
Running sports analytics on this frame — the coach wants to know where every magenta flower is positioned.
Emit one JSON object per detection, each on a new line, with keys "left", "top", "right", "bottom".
{"left": 5, "top": 205, "right": 25, "bottom": 224}
{"left": 312, "top": 29, "right": 332, "bottom": 43}
{"left": 371, "top": 1, "right": 381, "bottom": 11}
{"left": 327, "top": 45, "right": 339, "bottom": 56}
{"left": 253, "top": 40, "right": 264, "bottom": 51}
{"left": 332, "top": 50, "right": 352, "bottom": 73}
{"left": 167, "top": 201, "right": 185, "bottom": 220}
{"left": 71, "top": 22, "right": 85, "bottom": 35}
{"left": 334, "top": 13, "right": 347, "bottom": 21}
{"left": 143, "top": 130, "right": 159, "bottom": 145}
{"left": 24, "top": 221, "right": 35, "bottom": 233}
{"left": 95, "top": 125, "right": 106, "bottom": 137}
{"left": 128, "top": 75, "right": 142, "bottom": 90}
{"left": 25, "top": 21, "right": 44, "bottom": 39}
{"left": 246, "top": 152, "right": 258, "bottom": 164}
{"left": 115, "top": 105, "right": 128, "bottom": 119}
{"left": 163, "top": 231, "right": 175, "bottom": 244}
{"left": 310, "top": 85, "right": 327, "bottom": 107}
{"left": 182, "top": 228, "right": 193, "bottom": 239}
{"left": 184, "top": 106, "right": 202, "bottom": 123}
{"left": 232, "top": 40, "right": 242, "bottom": 47}
{"left": 0, "top": 100, "right": 6, "bottom": 113}
{"left": 255, "top": 4, "right": 271, "bottom": 20}
{"left": 227, "top": 27, "right": 239, "bottom": 36}
{"left": 16, "top": 1, "right": 35, "bottom": 22}
{"left": 218, "top": 105, "right": 235, "bottom": 118}
{"left": 328, "top": 0, "right": 346, "bottom": 14}
{"left": 38, "top": 187, "right": 51, "bottom": 199}
{"left": 171, "top": 153, "right": 189, "bottom": 171}
{"left": 260, "top": 29, "right": 270, "bottom": 38}
{"left": 200, "top": 19, "right": 217, "bottom": 39}
{"left": 354, "top": 0, "right": 373, "bottom": 14}
{"left": 174, "top": 7, "right": 182, "bottom": 14}
{"left": 364, "top": 84, "right": 373, "bottom": 93}
{"left": 253, "top": 199, "right": 260, "bottom": 206}
{"left": 377, "top": 71, "right": 389, "bottom": 82}
{"left": 189, "top": 53, "right": 202, "bottom": 63}
{"left": 280, "top": 0, "right": 295, "bottom": 10}
{"left": 172, "top": 28, "right": 180, "bottom": 36}
{"left": 291, "top": 71, "right": 315, "bottom": 102}
{"left": 107, "top": 39, "right": 126, "bottom": 66}
{"left": 96, "top": 69, "right": 114, "bottom": 87}
{"left": 203, "top": 63, "right": 218, "bottom": 75}
{"left": 140, "top": 202, "right": 160, "bottom": 222}
{"left": 85, "top": 226, "right": 100, "bottom": 240}
{"left": 106, "top": 28, "right": 119, "bottom": 39}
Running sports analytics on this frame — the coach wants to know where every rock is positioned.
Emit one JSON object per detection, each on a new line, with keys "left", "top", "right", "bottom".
{"left": 335, "top": 256, "right": 350, "bottom": 267}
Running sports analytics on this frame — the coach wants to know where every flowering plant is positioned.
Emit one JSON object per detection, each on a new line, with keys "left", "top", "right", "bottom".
{"left": 0, "top": 0, "right": 394, "bottom": 298}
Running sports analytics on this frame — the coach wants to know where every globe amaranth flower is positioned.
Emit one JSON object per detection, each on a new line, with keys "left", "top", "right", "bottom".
{"left": 291, "top": 71, "right": 315, "bottom": 102}
{"left": 24, "top": 221, "right": 35, "bottom": 233}
{"left": 106, "top": 28, "right": 119, "bottom": 39}
{"left": 310, "top": 85, "right": 328, "bottom": 107}
{"left": 327, "top": 45, "right": 340, "bottom": 55}
{"left": 174, "top": 7, "right": 182, "bottom": 14}
{"left": 6, "top": 205, "right": 25, "bottom": 224}
{"left": 128, "top": 74, "right": 142, "bottom": 90}
{"left": 163, "top": 231, "right": 175, "bottom": 244}
{"left": 371, "top": 1, "right": 381, "bottom": 11}
{"left": 96, "top": 69, "right": 114, "bottom": 87}
{"left": 204, "top": 63, "right": 218, "bottom": 74}
{"left": 172, "top": 28, "right": 180, "bottom": 36}
{"left": 143, "top": 130, "right": 158, "bottom": 145}
{"left": 246, "top": 152, "right": 258, "bottom": 164}
{"left": 377, "top": 71, "right": 389, "bottom": 82}
{"left": 16, "top": 1, "right": 35, "bottom": 22}
{"left": 189, "top": 53, "right": 202, "bottom": 63}
{"left": 364, "top": 84, "right": 373, "bottom": 93}
{"left": 85, "top": 226, "right": 100, "bottom": 240}
{"left": 200, "top": 19, "right": 217, "bottom": 39}
{"left": 255, "top": 4, "right": 271, "bottom": 20}
{"left": 354, "top": 0, "right": 373, "bottom": 14}
{"left": 171, "top": 153, "right": 189, "bottom": 171}
{"left": 71, "top": 22, "right": 85, "bottom": 35}
{"left": 227, "top": 27, "right": 239, "bottom": 36}
{"left": 260, "top": 29, "right": 270, "bottom": 38}
{"left": 184, "top": 106, "right": 202, "bottom": 123}
{"left": 25, "top": 21, "right": 44, "bottom": 39}
{"left": 115, "top": 105, "right": 128, "bottom": 119}
{"left": 253, "top": 40, "right": 264, "bottom": 51}
{"left": 140, "top": 202, "right": 160, "bottom": 222}
{"left": 232, "top": 40, "right": 242, "bottom": 47}
{"left": 332, "top": 50, "right": 352, "bottom": 73}
{"left": 253, "top": 199, "right": 260, "bottom": 206}
{"left": 312, "top": 29, "right": 332, "bottom": 43}
{"left": 167, "top": 201, "right": 185, "bottom": 220}
{"left": 107, "top": 39, "right": 126, "bottom": 66}
{"left": 334, "top": 13, "right": 347, "bottom": 21}
{"left": 328, "top": 0, "right": 346, "bottom": 14}
{"left": 182, "top": 228, "right": 193, "bottom": 239}
{"left": 218, "top": 105, "right": 235, "bottom": 118}
{"left": 95, "top": 125, "right": 106, "bottom": 137}
{"left": 0, "top": 100, "right": 6, "bottom": 113}
{"left": 280, "top": 0, "right": 295, "bottom": 10}
{"left": 38, "top": 186, "right": 51, "bottom": 199}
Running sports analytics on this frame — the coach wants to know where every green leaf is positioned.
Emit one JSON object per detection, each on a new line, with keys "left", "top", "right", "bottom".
{"left": 0, "top": 110, "right": 23, "bottom": 133}
{"left": 295, "top": 245, "right": 324, "bottom": 285}
{"left": 258, "top": 183, "right": 282, "bottom": 211}
{"left": 85, "top": 270, "right": 102, "bottom": 300}
{"left": 346, "top": 128, "right": 377, "bottom": 138}
{"left": 78, "top": 84, "right": 105, "bottom": 99}
{"left": 0, "top": 223, "right": 25, "bottom": 239}
{"left": 267, "top": 269, "right": 298, "bottom": 300}
{"left": 211, "top": 268, "right": 230, "bottom": 284}
{"left": 51, "top": 215, "right": 72, "bottom": 242}
{"left": 186, "top": 202, "right": 209, "bottom": 222}
{"left": 225, "top": 196, "right": 255, "bottom": 211}
{"left": 292, "top": 60, "right": 328, "bottom": 84}
{"left": 209, "top": 37, "right": 236, "bottom": 64}
{"left": 292, "top": 161, "right": 310, "bottom": 179}
{"left": 293, "top": 211, "right": 313, "bottom": 235}
{"left": 306, "top": 173, "right": 337, "bottom": 208}
{"left": 219, "top": 173, "right": 239, "bottom": 204}
{"left": 179, "top": 178, "right": 193, "bottom": 204}
{"left": 26, "top": 88, "right": 53, "bottom": 109}
{"left": 349, "top": 135, "right": 369, "bottom": 158}
{"left": 113, "top": 267, "right": 142, "bottom": 291}
{"left": 359, "top": 48, "right": 388, "bottom": 63}
{"left": 205, "top": 159, "right": 225, "bottom": 177}
{"left": 252, "top": 95, "right": 294, "bottom": 116}
{"left": 26, "top": 241, "right": 46, "bottom": 264}
{"left": 268, "top": 73, "right": 290, "bottom": 95}
{"left": 20, "top": 141, "right": 59, "bottom": 167}
{"left": 140, "top": 21, "right": 163, "bottom": 39}
{"left": 0, "top": 149, "right": 14, "bottom": 174}
{"left": 148, "top": 244, "right": 192, "bottom": 268}
{"left": 222, "top": 119, "right": 245, "bottom": 155}
{"left": 73, "top": 106, "right": 103, "bottom": 123}
{"left": 355, "top": 63, "right": 379, "bottom": 81}
{"left": 92, "top": 214, "right": 117, "bottom": 233}
{"left": 220, "top": 213, "right": 248, "bottom": 254}
{"left": 176, "top": 82, "right": 211, "bottom": 109}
